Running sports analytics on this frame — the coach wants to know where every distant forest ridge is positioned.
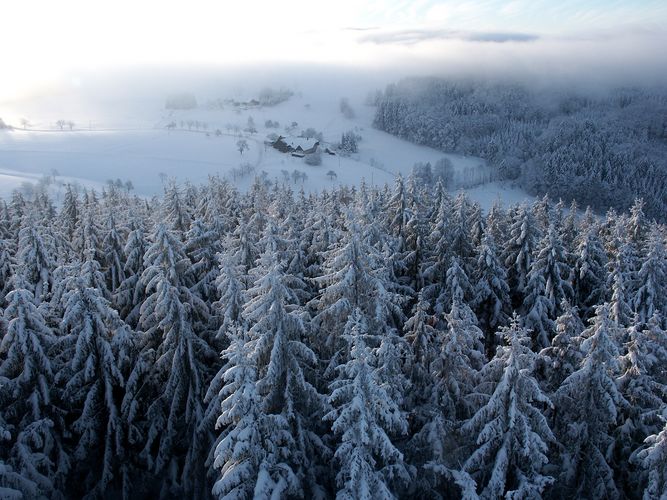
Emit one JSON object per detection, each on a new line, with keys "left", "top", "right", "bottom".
{"left": 373, "top": 78, "right": 667, "bottom": 221}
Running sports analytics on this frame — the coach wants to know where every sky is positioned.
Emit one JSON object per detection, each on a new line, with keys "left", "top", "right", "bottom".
{"left": 2, "top": 0, "right": 667, "bottom": 101}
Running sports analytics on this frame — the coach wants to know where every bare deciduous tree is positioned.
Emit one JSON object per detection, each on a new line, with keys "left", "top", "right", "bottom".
{"left": 236, "top": 139, "right": 249, "bottom": 156}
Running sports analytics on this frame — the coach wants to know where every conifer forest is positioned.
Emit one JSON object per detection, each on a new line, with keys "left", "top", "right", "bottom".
{"left": 1, "top": 176, "right": 666, "bottom": 499}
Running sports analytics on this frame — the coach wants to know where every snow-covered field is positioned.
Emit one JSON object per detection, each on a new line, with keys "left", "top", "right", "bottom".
{"left": 0, "top": 89, "right": 533, "bottom": 208}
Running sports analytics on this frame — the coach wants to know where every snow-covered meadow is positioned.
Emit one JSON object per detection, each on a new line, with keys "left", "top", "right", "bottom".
{"left": 0, "top": 87, "right": 530, "bottom": 208}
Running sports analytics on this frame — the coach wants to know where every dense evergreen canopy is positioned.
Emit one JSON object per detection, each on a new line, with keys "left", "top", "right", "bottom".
{"left": 0, "top": 177, "right": 665, "bottom": 499}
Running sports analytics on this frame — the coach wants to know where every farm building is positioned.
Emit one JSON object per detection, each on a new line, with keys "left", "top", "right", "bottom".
{"left": 272, "top": 136, "right": 319, "bottom": 154}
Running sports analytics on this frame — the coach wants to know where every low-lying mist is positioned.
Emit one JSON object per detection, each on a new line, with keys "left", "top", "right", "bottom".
{"left": 3, "top": 21, "right": 666, "bottom": 120}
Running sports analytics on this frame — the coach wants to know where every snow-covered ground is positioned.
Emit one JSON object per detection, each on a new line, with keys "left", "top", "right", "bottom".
{"left": 0, "top": 89, "right": 533, "bottom": 208}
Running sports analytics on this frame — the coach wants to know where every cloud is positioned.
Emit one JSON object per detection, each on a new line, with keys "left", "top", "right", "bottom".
{"left": 343, "top": 26, "right": 380, "bottom": 32}
{"left": 359, "top": 28, "right": 539, "bottom": 45}
{"left": 466, "top": 32, "right": 539, "bottom": 43}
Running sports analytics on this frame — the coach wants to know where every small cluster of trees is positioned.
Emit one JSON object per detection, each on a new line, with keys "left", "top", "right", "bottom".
{"left": 244, "top": 117, "right": 257, "bottom": 134}
{"left": 229, "top": 162, "right": 255, "bottom": 181}
{"left": 166, "top": 121, "right": 210, "bottom": 132}
{"left": 55, "top": 120, "right": 75, "bottom": 131}
{"left": 257, "top": 87, "right": 293, "bottom": 106}
{"left": 339, "top": 130, "right": 362, "bottom": 155}
{"left": 0, "top": 177, "right": 666, "bottom": 499}
{"left": 105, "top": 178, "right": 134, "bottom": 193}
{"left": 279, "top": 169, "right": 307, "bottom": 184}
{"left": 300, "top": 127, "right": 324, "bottom": 142}
{"left": 412, "top": 158, "right": 455, "bottom": 188}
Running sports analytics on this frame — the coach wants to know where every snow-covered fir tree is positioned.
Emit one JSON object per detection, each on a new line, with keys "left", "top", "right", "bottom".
{"left": 574, "top": 225, "right": 608, "bottom": 319}
{"left": 136, "top": 223, "right": 217, "bottom": 497}
{"left": 0, "top": 238, "right": 14, "bottom": 304}
{"left": 553, "top": 303, "right": 627, "bottom": 499}
{"left": 210, "top": 326, "right": 298, "bottom": 500}
{"left": 325, "top": 309, "right": 411, "bottom": 499}
{"left": 185, "top": 218, "right": 222, "bottom": 304}
{"left": 538, "top": 300, "right": 584, "bottom": 392}
{"left": 504, "top": 204, "right": 539, "bottom": 301}
{"left": 632, "top": 408, "right": 667, "bottom": 500}
{"left": 0, "top": 289, "right": 68, "bottom": 497}
{"left": 212, "top": 248, "right": 246, "bottom": 336}
{"left": 633, "top": 227, "right": 667, "bottom": 325}
{"left": 243, "top": 242, "right": 329, "bottom": 496}
{"left": 101, "top": 213, "right": 126, "bottom": 295}
{"left": 616, "top": 312, "right": 667, "bottom": 494}
{"left": 162, "top": 181, "right": 192, "bottom": 236}
{"left": 439, "top": 257, "right": 474, "bottom": 316}
{"left": 115, "top": 218, "right": 148, "bottom": 326}
{"left": 56, "top": 277, "right": 126, "bottom": 497}
{"left": 15, "top": 216, "right": 53, "bottom": 304}
{"left": 312, "top": 220, "right": 403, "bottom": 363}
{"left": 462, "top": 315, "right": 555, "bottom": 499}
{"left": 472, "top": 231, "right": 511, "bottom": 351}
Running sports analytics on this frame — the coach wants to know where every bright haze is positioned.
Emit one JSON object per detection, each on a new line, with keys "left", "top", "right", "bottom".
{"left": 3, "top": 0, "right": 667, "bottom": 102}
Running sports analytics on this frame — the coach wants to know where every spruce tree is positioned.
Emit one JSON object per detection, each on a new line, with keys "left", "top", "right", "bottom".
{"left": 185, "top": 218, "right": 221, "bottom": 304}
{"left": 15, "top": 216, "right": 53, "bottom": 304}
{"left": 463, "top": 316, "right": 555, "bottom": 499}
{"left": 137, "top": 224, "right": 216, "bottom": 497}
{"left": 312, "top": 221, "right": 403, "bottom": 362}
{"left": 538, "top": 300, "right": 584, "bottom": 392}
{"left": 163, "top": 181, "right": 192, "bottom": 236}
{"left": 212, "top": 250, "right": 247, "bottom": 337}
{"left": 403, "top": 292, "right": 439, "bottom": 408}
{"left": 56, "top": 278, "right": 126, "bottom": 497}
{"left": 115, "top": 219, "right": 148, "bottom": 326}
{"left": 211, "top": 326, "right": 298, "bottom": 499}
{"left": 553, "top": 304, "right": 626, "bottom": 499}
{"left": 616, "top": 313, "right": 667, "bottom": 495}
{"left": 449, "top": 193, "right": 475, "bottom": 273}
{"left": 633, "top": 408, "right": 667, "bottom": 500}
{"left": 633, "top": 227, "right": 667, "bottom": 325}
{"left": 0, "top": 238, "right": 14, "bottom": 304}
{"left": 574, "top": 226, "right": 608, "bottom": 319}
{"left": 422, "top": 198, "right": 452, "bottom": 306}
{"left": 102, "top": 213, "right": 126, "bottom": 295}
{"left": 0, "top": 289, "right": 69, "bottom": 497}
{"left": 504, "top": 204, "right": 539, "bottom": 302}
{"left": 58, "top": 184, "right": 79, "bottom": 242}
{"left": 438, "top": 257, "right": 473, "bottom": 316}
{"left": 243, "top": 246, "right": 328, "bottom": 496}
{"left": 325, "top": 309, "right": 411, "bottom": 499}
{"left": 473, "top": 231, "right": 511, "bottom": 349}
